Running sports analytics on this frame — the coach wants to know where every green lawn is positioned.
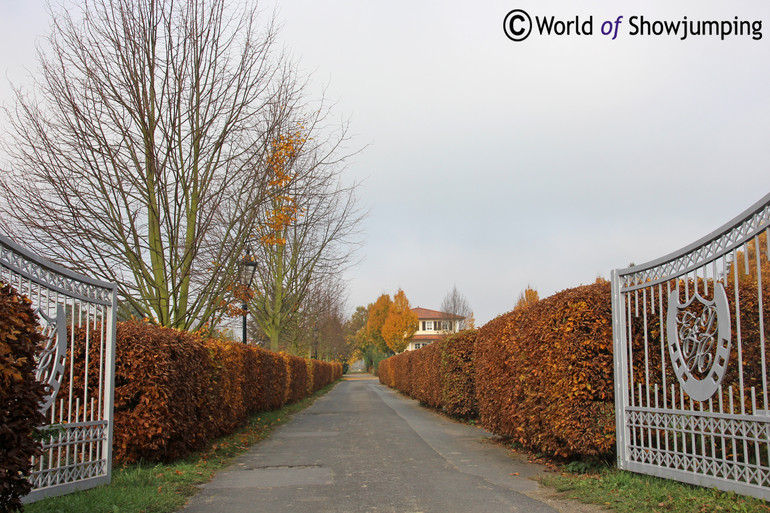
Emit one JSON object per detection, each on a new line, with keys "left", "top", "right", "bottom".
{"left": 540, "top": 466, "right": 770, "bottom": 513}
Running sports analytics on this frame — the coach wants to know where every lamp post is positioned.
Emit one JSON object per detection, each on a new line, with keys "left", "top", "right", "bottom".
{"left": 241, "top": 246, "right": 258, "bottom": 344}
{"left": 313, "top": 325, "right": 318, "bottom": 360}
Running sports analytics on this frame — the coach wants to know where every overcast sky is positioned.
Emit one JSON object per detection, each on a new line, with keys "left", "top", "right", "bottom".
{"left": 1, "top": 1, "right": 768, "bottom": 326}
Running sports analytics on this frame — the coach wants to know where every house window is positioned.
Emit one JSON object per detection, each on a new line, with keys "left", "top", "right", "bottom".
{"left": 442, "top": 321, "right": 450, "bottom": 331}
{"left": 424, "top": 321, "right": 433, "bottom": 331}
{"left": 414, "top": 343, "right": 422, "bottom": 349}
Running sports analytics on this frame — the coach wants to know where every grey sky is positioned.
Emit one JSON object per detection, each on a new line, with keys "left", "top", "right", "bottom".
{"left": 1, "top": 1, "right": 768, "bottom": 325}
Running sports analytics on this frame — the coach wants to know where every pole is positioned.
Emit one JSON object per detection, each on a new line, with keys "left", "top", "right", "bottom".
{"left": 241, "top": 246, "right": 258, "bottom": 344}
{"left": 242, "top": 302, "right": 248, "bottom": 343}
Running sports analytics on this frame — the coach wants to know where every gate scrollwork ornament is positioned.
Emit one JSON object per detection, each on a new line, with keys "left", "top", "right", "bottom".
{"left": 35, "top": 305, "right": 68, "bottom": 415}
{"left": 667, "top": 283, "right": 731, "bottom": 402}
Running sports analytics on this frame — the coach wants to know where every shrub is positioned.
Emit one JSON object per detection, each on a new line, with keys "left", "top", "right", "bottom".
{"left": 377, "top": 355, "right": 394, "bottom": 387}
{"left": 411, "top": 341, "right": 442, "bottom": 408}
{"left": 309, "top": 359, "right": 334, "bottom": 393}
{"left": 107, "top": 321, "right": 212, "bottom": 463}
{"left": 204, "top": 340, "right": 249, "bottom": 438}
{"left": 475, "top": 281, "right": 615, "bottom": 458}
{"left": 377, "top": 330, "right": 478, "bottom": 418}
{"left": 0, "top": 283, "right": 46, "bottom": 512}
{"left": 306, "top": 360, "right": 341, "bottom": 393}
{"left": 283, "top": 353, "right": 309, "bottom": 405}
{"left": 439, "top": 330, "right": 477, "bottom": 418}
{"left": 65, "top": 320, "right": 339, "bottom": 465}
{"left": 253, "top": 347, "right": 288, "bottom": 412}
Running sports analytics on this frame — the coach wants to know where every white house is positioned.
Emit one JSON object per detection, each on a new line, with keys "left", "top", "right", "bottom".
{"left": 406, "top": 307, "right": 464, "bottom": 351}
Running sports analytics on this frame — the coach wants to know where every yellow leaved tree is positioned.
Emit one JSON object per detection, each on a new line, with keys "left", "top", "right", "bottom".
{"left": 365, "top": 294, "right": 392, "bottom": 354}
{"left": 381, "top": 289, "right": 418, "bottom": 353}
{"left": 515, "top": 285, "right": 540, "bottom": 310}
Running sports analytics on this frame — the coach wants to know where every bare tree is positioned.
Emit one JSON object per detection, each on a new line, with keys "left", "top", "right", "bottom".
{"left": 440, "top": 284, "right": 472, "bottom": 330}
{"left": 246, "top": 116, "right": 363, "bottom": 351}
{"left": 0, "top": 0, "right": 334, "bottom": 330}
{"left": 253, "top": 273, "right": 349, "bottom": 360}
{"left": 297, "top": 276, "right": 349, "bottom": 361}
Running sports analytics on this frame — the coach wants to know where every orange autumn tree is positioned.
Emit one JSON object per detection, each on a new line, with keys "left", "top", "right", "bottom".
{"left": 381, "top": 289, "right": 419, "bottom": 353}
{"left": 365, "top": 294, "right": 393, "bottom": 354}
{"left": 515, "top": 285, "right": 539, "bottom": 310}
{"left": 729, "top": 230, "right": 769, "bottom": 279}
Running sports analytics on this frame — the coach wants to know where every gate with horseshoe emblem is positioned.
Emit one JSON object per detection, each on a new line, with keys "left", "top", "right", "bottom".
{"left": 0, "top": 234, "right": 117, "bottom": 501}
{"left": 612, "top": 192, "right": 770, "bottom": 499}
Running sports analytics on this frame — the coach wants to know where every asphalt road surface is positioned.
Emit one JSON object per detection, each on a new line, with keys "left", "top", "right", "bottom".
{"left": 181, "top": 375, "right": 576, "bottom": 513}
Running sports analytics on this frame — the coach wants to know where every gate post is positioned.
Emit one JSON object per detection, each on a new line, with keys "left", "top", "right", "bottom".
{"left": 611, "top": 268, "right": 629, "bottom": 469}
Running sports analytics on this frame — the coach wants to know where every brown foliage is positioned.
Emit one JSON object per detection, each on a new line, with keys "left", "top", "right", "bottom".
{"left": 65, "top": 320, "right": 338, "bottom": 465}
{"left": 307, "top": 359, "right": 337, "bottom": 393}
{"left": 107, "top": 322, "right": 212, "bottom": 463}
{"left": 0, "top": 283, "right": 46, "bottom": 512}
{"left": 254, "top": 348, "right": 288, "bottom": 412}
{"left": 439, "top": 330, "right": 478, "bottom": 417}
{"left": 475, "top": 281, "right": 614, "bottom": 458}
{"left": 378, "top": 330, "right": 478, "bottom": 418}
{"left": 283, "top": 353, "right": 309, "bottom": 404}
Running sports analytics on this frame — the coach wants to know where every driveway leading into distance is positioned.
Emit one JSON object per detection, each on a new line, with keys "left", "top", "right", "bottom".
{"left": 181, "top": 375, "right": 586, "bottom": 513}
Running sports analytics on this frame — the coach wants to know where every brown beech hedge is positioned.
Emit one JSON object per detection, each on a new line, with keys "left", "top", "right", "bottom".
{"left": 0, "top": 283, "right": 46, "bottom": 512}
{"left": 380, "top": 282, "right": 614, "bottom": 459}
{"left": 475, "top": 281, "right": 615, "bottom": 459}
{"left": 379, "top": 330, "right": 478, "bottom": 418}
{"left": 66, "top": 320, "right": 341, "bottom": 464}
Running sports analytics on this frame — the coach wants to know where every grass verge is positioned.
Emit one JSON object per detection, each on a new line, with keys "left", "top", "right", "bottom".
{"left": 24, "top": 381, "right": 340, "bottom": 513}
{"left": 539, "top": 466, "right": 770, "bottom": 513}
{"left": 467, "top": 431, "right": 770, "bottom": 513}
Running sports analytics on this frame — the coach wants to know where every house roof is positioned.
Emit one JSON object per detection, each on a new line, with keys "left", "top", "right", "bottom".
{"left": 412, "top": 334, "right": 444, "bottom": 342}
{"left": 411, "top": 307, "right": 464, "bottom": 320}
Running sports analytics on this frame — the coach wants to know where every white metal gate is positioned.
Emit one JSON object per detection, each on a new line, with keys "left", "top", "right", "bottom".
{"left": 0, "top": 234, "right": 117, "bottom": 501}
{"left": 612, "top": 192, "right": 770, "bottom": 499}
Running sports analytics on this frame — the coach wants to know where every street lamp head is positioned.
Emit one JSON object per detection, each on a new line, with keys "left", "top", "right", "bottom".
{"left": 240, "top": 241, "right": 259, "bottom": 344}
{"left": 242, "top": 243, "right": 258, "bottom": 267}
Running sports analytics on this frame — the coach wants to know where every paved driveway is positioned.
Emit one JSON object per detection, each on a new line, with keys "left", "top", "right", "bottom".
{"left": 181, "top": 375, "right": 574, "bottom": 513}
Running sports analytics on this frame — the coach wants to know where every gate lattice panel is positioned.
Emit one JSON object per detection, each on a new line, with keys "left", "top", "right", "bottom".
{"left": 0, "top": 234, "right": 116, "bottom": 501}
{"left": 612, "top": 192, "right": 770, "bottom": 500}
